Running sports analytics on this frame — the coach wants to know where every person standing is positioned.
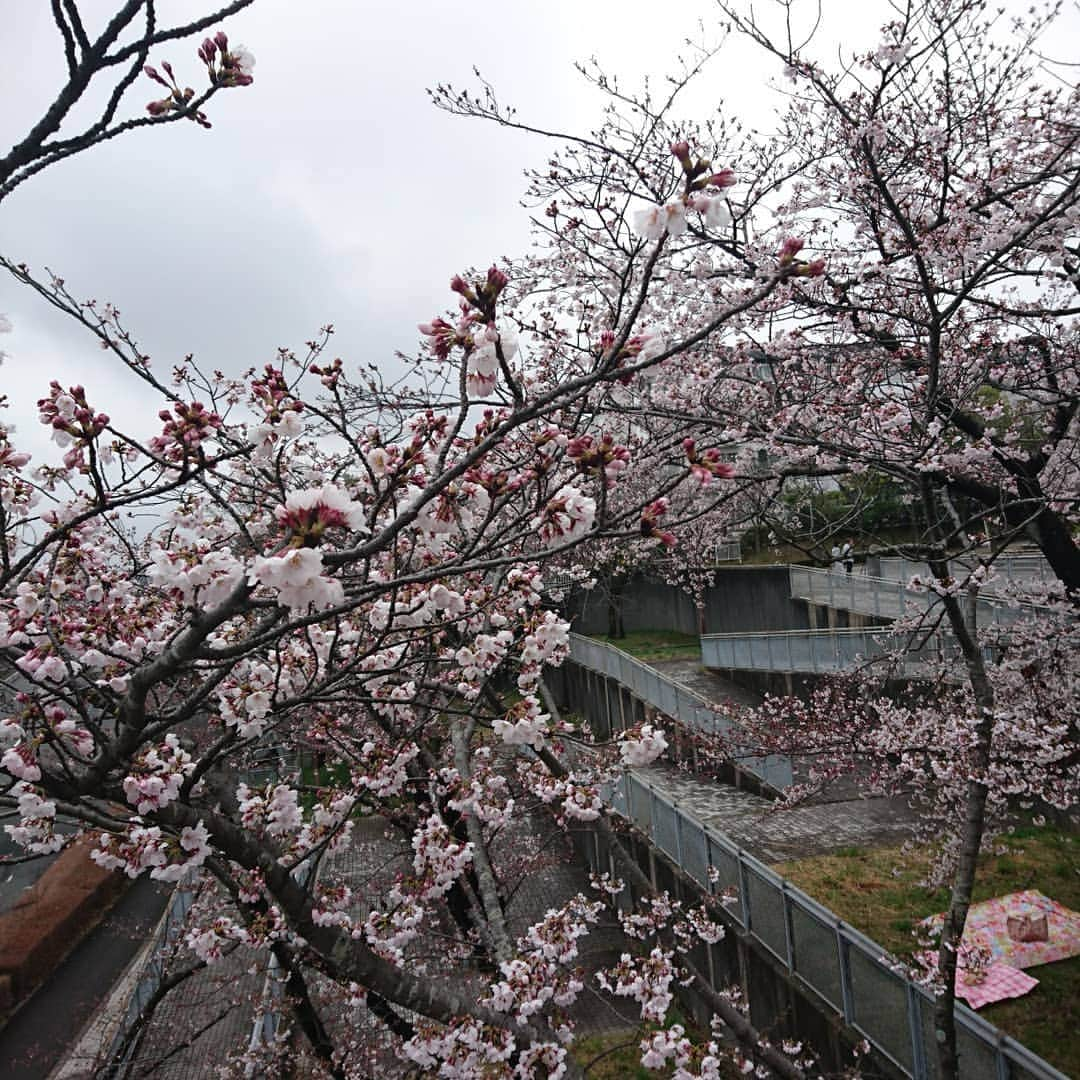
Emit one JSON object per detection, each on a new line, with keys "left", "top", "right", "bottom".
{"left": 841, "top": 539, "right": 854, "bottom": 574}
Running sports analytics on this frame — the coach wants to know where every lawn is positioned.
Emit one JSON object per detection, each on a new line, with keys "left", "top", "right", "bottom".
{"left": 571, "top": 1018, "right": 742, "bottom": 1079}
{"left": 775, "top": 826, "right": 1079, "bottom": 1077}
{"left": 589, "top": 630, "right": 701, "bottom": 664}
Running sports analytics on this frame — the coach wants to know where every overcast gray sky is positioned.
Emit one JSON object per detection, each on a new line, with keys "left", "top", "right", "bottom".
{"left": 3, "top": 0, "right": 1076, "bottom": 457}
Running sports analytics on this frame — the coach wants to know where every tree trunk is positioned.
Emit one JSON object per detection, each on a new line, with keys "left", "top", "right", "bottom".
{"left": 922, "top": 483, "right": 997, "bottom": 1080}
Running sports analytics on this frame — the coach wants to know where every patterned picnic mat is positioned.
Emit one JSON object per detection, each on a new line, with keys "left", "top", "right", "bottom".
{"left": 957, "top": 890, "right": 1080, "bottom": 969}
{"left": 953, "top": 962, "right": 1039, "bottom": 1010}
{"left": 920, "top": 890, "right": 1080, "bottom": 1009}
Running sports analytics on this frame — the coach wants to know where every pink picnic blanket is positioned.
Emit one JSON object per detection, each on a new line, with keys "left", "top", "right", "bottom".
{"left": 952, "top": 962, "right": 1039, "bottom": 1010}
{"left": 920, "top": 891, "right": 1080, "bottom": 1009}
{"left": 951, "top": 890, "right": 1080, "bottom": 969}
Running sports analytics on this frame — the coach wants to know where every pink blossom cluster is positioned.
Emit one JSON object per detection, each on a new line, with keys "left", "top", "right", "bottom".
{"left": 619, "top": 723, "right": 669, "bottom": 767}
{"left": 91, "top": 820, "right": 210, "bottom": 881}
{"left": 530, "top": 485, "right": 596, "bottom": 547}
{"left": 122, "top": 734, "right": 195, "bottom": 814}
{"left": 149, "top": 400, "right": 223, "bottom": 462}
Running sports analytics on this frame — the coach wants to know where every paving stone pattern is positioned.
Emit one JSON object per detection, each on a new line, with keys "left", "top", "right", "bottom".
{"left": 646, "top": 659, "right": 917, "bottom": 862}
{"left": 638, "top": 762, "right": 916, "bottom": 864}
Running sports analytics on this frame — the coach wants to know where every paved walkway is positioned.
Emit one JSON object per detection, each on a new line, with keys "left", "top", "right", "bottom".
{"left": 649, "top": 658, "right": 762, "bottom": 710}
{"left": 639, "top": 762, "right": 915, "bottom": 864}
{"left": 646, "top": 660, "right": 917, "bottom": 863}
{"left": 0, "top": 876, "right": 171, "bottom": 1079}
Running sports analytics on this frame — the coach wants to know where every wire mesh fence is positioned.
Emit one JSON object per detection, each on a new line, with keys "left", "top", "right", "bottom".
{"left": 699, "top": 626, "right": 984, "bottom": 676}
{"left": 99, "top": 871, "right": 202, "bottom": 1078}
{"left": 567, "top": 635, "right": 793, "bottom": 790}
{"left": 789, "top": 566, "right": 1041, "bottom": 629}
{"left": 602, "top": 771, "right": 1069, "bottom": 1080}
{"left": 876, "top": 555, "right": 1054, "bottom": 586}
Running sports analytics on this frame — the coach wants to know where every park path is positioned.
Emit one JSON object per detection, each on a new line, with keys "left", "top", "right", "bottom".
{"left": 641, "top": 659, "right": 917, "bottom": 864}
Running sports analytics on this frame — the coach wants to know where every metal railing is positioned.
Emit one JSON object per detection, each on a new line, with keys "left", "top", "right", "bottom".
{"left": 100, "top": 871, "right": 202, "bottom": 1078}
{"left": 790, "top": 566, "right": 1035, "bottom": 628}
{"left": 603, "top": 771, "right": 1069, "bottom": 1080}
{"left": 567, "top": 634, "right": 792, "bottom": 790}
{"left": 876, "top": 554, "right": 1054, "bottom": 585}
{"left": 701, "top": 626, "right": 948, "bottom": 676}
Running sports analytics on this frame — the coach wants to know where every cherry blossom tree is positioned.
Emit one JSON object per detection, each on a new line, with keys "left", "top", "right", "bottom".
{"left": 4, "top": 0, "right": 1074, "bottom": 1075}
{"left": 437, "top": 2, "right": 1078, "bottom": 1076}
{"left": 0, "top": 0, "right": 257, "bottom": 204}
{"left": 0, "top": 7, "right": 829, "bottom": 1079}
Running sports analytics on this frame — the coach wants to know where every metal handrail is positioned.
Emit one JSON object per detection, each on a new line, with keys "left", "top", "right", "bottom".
{"left": 567, "top": 634, "right": 793, "bottom": 790}
{"left": 610, "top": 770, "right": 1070, "bottom": 1080}
{"left": 789, "top": 566, "right": 1046, "bottom": 628}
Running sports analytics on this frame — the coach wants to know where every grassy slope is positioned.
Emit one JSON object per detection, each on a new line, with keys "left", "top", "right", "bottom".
{"left": 776, "top": 826, "right": 1079, "bottom": 1077}
{"left": 588, "top": 630, "right": 701, "bottom": 664}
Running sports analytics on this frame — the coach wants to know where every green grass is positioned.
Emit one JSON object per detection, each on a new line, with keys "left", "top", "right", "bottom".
{"left": 571, "top": 1032, "right": 659, "bottom": 1079}
{"left": 589, "top": 630, "right": 701, "bottom": 663}
{"left": 570, "top": 1011, "right": 739, "bottom": 1079}
{"left": 775, "top": 826, "right": 1080, "bottom": 1077}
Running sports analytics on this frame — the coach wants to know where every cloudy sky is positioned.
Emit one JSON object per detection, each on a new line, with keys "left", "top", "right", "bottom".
{"left": 2, "top": 0, "right": 1076, "bottom": 457}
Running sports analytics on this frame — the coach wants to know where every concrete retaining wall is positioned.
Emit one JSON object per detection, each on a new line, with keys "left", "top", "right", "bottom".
{"left": 0, "top": 838, "right": 129, "bottom": 1015}
{"left": 568, "top": 566, "right": 812, "bottom": 637}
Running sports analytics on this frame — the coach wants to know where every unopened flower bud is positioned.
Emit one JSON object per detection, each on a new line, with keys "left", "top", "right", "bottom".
{"left": 670, "top": 140, "right": 692, "bottom": 168}
{"left": 778, "top": 237, "right": 805, "bottom": 265}
{"left": 707, "top": 168, "right": 736, "bottom": 189}
{"left": 485, "top": 265, "right": 508, "bottom": 296}
{"left": 214, "top": 31, "right": 229, "bottom": 51}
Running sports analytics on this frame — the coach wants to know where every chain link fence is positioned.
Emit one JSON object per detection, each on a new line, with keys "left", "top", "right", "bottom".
{"left": 98, "top": 871, "right": 202, "bottom": 1078}
{"left": 699, "top": 626, "right": 985, "bottom": 676}
{"left": 876, "top": 555, "right": 1054, "bottom": 586}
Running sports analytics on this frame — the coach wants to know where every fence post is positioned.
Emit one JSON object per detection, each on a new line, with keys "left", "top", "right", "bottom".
{"left": 995, "top": 1041, "right": 1010, "bottom": 1080}
{"left": 737, "top": 854, "right": 753, "bottom": 934}
{"left": 836, "top": 925, "right": 855, "bottom": 1024}
{"left": 704, "top": 831, "right": 715, "bottom": 897}
{"left": 781, "top": 883, "right": 795, "bottom": 972}
{"left": 906, "top": 982, "right": 928, "bottom": 1080}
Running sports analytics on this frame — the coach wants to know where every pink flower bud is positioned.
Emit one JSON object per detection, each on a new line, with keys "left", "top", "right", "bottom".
{"left": 214, "top": 31, "right": 229, "bottom": 51}
{"left": 450, "top": 275, "right": 469, "bottom": 295}
{"left": 670, "top": 140, "right": 691, "bottom": 165}
{"left": 707, "top": 168, "right": 736, "bottom": 189}
{"left": 485, "top": 265, "right": 508, "bottom": 295}
{"left": 778, "top": 237, "right": 805, "bottom": 264}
